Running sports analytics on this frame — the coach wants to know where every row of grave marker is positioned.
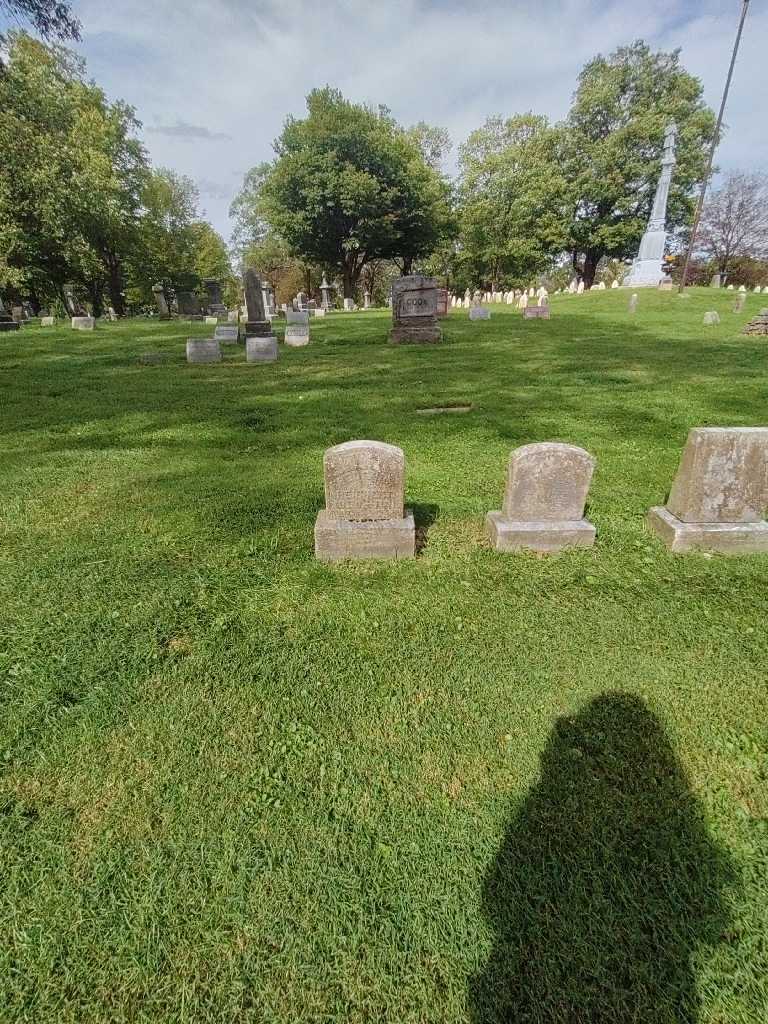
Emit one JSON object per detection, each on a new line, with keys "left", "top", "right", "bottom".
{"left": 314, "top": 429, "right": 768, "bottom": 561}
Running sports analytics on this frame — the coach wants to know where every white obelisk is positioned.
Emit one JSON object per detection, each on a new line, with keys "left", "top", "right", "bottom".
{"left": 626, "top": 123, "right": 678, "bottom": 287}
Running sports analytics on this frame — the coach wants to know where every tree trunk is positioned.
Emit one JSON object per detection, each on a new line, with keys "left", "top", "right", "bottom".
{"left": 105, "top": 253, "right": 125, "bottom": 316}
{"left": 401, "top": 257, "right": 413, "bottom": 276}
{"left": 582, "top": 251, "right": 601, "bottom": 289}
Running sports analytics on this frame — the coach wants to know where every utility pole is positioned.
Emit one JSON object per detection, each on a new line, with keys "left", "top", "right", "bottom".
{"left": 678, "top": 0, "right": 750, "bottom": 292}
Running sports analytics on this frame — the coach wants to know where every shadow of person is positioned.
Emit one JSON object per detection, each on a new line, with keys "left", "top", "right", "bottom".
{"left": 469, "top": 693, "right": 734, "bottom": 1024}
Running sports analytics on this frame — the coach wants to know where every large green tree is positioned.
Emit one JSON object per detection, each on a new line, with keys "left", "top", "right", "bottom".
{"left": 562, "top": 41, "right": 716, "bottom": 286}
{"left": 246, "top": 88, "right": 453, "bottom": 297}
{"left": 458, "top": 114, "right": 570, "bottom": 287}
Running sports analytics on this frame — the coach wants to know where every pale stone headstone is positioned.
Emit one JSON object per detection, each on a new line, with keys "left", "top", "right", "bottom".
{"left": 597, "top": 281, "right": 606, "bottom": 290}
{"left": 710, "top": 274, "right": 721, "bottom": 288}
{"left": 648, "top": 427, "right": 768, "bottom": 553}
{"left": 246, "top": 337, "right": 278, "bottom": 363}
{"left": 286, "top": 309, "right": 310, "bottom": 325}
{"left": 228, "top": 310, "right": 239, "bottom": 323}
{"left": 611, "top": 280, "right": 619, "bottom": 289}
{"left": 738, "top": 285, "right": 747, "bottom": 293}
{"left": 528, "top": 287, "right": 535, "bottom": 298}
{"left": 285, "top": 323, "right": 310, "bottom": 347}
{"left": 727, "top": 284, "right": 735, "bottom": 290}
{"left": 204, "top": 316, "right": 218, "bottom": 326}
{"left": 486, "top": 442, "right": 596, "bottom": 553}
{"left": 626, "top": 122, "right": 678, "bottom": 287}
{"left": 537, "top": 293, "right": 549, "bottom": 307}
{"left": 524, "top": 306, "right": 551, "bottom": 320}
{"left": 703, "top": 311, "right": 721, "bottom": 326}
{"left": 40, "top": 316, "right": 55, "bottom": 327}
{"left": 312, "top": 308, "right": 326, "bottom": 318}
{"left": 214, "top": 324, "right": 239, "bottom": 344}
{"left": 733, "top": 293, "right": 747, "bottom": 313}
{"left": 343, "top": 298, "right": 356, "bottom": 311}
{"left": 314, "top": 440, "right": 416, "bottom": 561}
{"left": 577, "top": 281, "right": 585, "bottom": 295}
{"left": 363, "top": 290, "right": 372, "bottom": 309}
{"left": 754, "top": 286, "right": 762, "bottom": 294}
{"left": 186, "top": 338, "right": 221, "bottom": 364}
{"left": 71, "top": 316, "right": 95, "bottom": 331}
{"left": 390, "top": 275, "right": 441, "bottom": 344}
{"left": 518, "top": 293, "right": 528, "bottom": 310}
{"left": 469, "top": 307, "right": 491, "bottom": 321}
{"left": 320, "top": 275, "right": 335, "bottom": 311}
{"left": 628, "top": 294, "right": 639, "bottom": 314}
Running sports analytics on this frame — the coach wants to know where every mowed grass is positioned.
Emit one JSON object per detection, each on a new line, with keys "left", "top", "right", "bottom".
{"left": 1, "top": 288, "right": 767, "bottom": 1023}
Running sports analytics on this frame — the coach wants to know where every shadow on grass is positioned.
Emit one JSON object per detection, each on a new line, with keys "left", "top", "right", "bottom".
{"left": 411, "top": 501, "right": 440, "bottom": 554}
{"left": 469, "top": 693, "right": 734, "bottom": 1023}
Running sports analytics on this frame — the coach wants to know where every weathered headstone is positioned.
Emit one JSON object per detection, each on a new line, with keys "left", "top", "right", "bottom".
{"left": 286, "top": 309, "right": 309, "bottom": 325}
{"left": 71, "top": 316, "right": 95, "bottom": 331}
{"left": 320, "top": 275, "right": 335, "bottom": 310}
{"left": 611, "top": 280, "right": 619, "bottom": 289}
{"left": 577, "top": 281, "right": 585, "bottom": 295}
{"left": 40, "top": 316, "right": 55, "bottom": 327}
{"left": 176, "top": 291, "right": 203, "bottom": 320}
{"left": 314, "top": 440, "right": 415, "bottom": 561}
{"left": 186, "top": 338, "right": 221, "bottom": 364}
{"left": 243, "top": 269, "right": 276, "bottom": 357}
{"left": 710, "top": 273, "right": 721, "bottom": 288}
{"left": 703, "top": 311, "right": 721, "bottom": 326}
{"left": 628, "top": 293, "right": 639, "bottom": 314}
{"left": 523, "top": 305, "right": 550, "bottom": 320}
{"left": 285, "top": 323, "right": 310, "bottom": 347}
{"left": 648, "top": 427, "right": 768, "bottom": 553}
{"left": 214, "top": 324, "right": 239, "bottom": 344}
{"left": 11, "top": 306, "right": 24, "bottom": 323}
{"left": 312, "top": 308, "right": 326, "bottom": 318}
{"left": 62, "top": 284, "right": 80, "bottom": 317}
{"left": 152, "top": 284, "right": 171, "bottom": 320}
{"left": 203, "top": 278, "right": 227, "bottom": 316}
{"left": 486, "top": 442, "right": 597, "bottom": 553}
{"left": 246, "top": 337, "right": 278, "bottom": 363}
{"left": 343, "top": 297, "right": 356, "bottom": 311}
{"left": 518, "top": 293, "right": 529, "bottom": 310}
{"left": 436, "top": 289, "right": 449, "bottom": 317}
{"left": 658, "top": 278, "right": 674, "bottom": 291}
{"left": 389, "top": 275, "right": 441, "bottom": 344}
{"left": 733, "top": 293, "right": 747, "bottom": 313}
{"left": 469, "top": 306, "right": 491, "bottom": 321}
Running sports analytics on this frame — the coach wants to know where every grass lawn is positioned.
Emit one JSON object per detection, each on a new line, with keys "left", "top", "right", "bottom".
{"left": 1, "top": 288, "right": 767, "bottom": 1023}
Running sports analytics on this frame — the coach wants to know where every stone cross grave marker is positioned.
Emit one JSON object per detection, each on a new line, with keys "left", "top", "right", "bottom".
{"left": 389, "top": 275, "right": 441, "bottom": 344}
{"left": 314, "top": 441, "right": 416, "bottom": 561}
{"left": 486, "top": 442, "right": 597, "bottom": 553}
{"left": 648, "top": 427, "right": 768, "bottom": 553}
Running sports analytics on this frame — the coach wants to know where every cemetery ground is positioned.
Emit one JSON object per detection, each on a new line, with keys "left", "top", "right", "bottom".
{"left": 1, "top": 289, "right": 767, "bottom": 1024}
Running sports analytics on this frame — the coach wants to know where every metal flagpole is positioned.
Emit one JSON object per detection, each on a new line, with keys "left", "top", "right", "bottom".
{"left": 678, "top": 0, "right": 751, "bottom": 293}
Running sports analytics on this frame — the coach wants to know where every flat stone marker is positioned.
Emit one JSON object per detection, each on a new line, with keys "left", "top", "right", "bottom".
{"left": 246, "top": 337, "right": 278, "bottom": 363}
{"left": 703, "top": 311, "right": 721, "bottom": 326}
{"left": 71, "top": 317, "right": 95, "bottom": 330}
{"left": 186, "top": 338, "right": 221, "bottom": 364}
{"left": 486, "top": 442, "right": 596, "bottom": 553}
{"left": 285, "top": 324, "right": 310, "bottom": 347}
{"left": 214, "top": 325, "right": 239, "bottom": 344}
{"left": 389, "top": 275, "right": 441, "bottom": 344}
{"left": 312, "top": 308, "right": 326, "bottom": 318}
{"left": 204, "top": 316, "right": 218, "bottom": 326}
{"left": 469, "top": 307, "right": 490, "bottom": 321}
{"left": 40, "top": 316, "right": 55, "bottom": 327}
{"left": 648, "top": 427, "right": 768, "bottom": 554}
{"left": 315, "top": 440, "right": 415, "bottom": 561}
{"left": 523, "top": 306, "right": 551, "bottom": 320}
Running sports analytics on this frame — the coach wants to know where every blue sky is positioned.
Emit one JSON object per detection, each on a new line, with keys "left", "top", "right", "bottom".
{"left": 2, "top": 1, "right": 765, "bottom": 240}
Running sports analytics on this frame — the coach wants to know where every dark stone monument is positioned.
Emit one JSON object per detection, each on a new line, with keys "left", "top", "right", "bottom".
{"left": 243, "top": 268, "right": 272, "bottom": 338}
{"left": 152, "top": 283, "right": 171, "bottom": 320}
{"left": 389, "top": 275, "right": 442, "bottom": 344}
{"left": 203, "top": 278, "right": 227, "bottom": 317}
{"left": 176, "top": 291, "right": 204, "bottom": 320}
{"left": 0, "top": 297, "right": 20, "bottom": 332}
{"left": 63, "top": 283, "right": 86, "bottom": 317}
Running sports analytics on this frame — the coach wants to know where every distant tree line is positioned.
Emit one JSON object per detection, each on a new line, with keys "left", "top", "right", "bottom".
{"left": 0, "top": 33, "right": 234, "bottom": 315}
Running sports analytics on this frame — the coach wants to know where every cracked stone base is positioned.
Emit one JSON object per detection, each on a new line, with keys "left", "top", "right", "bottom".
{"left": 389, "top": 324, "right": 442, "bottom": 344}
{"left": 648, "top": 506, "right": 768, "bottom": 554}
{"left": 245, "top": 337, "right": 278, "bottom": 363}
{"left": 315, "top": 509, "right": 416, "bottom": 562}
{"left": 486, "top": 512, "right": 596, "bottom": 553}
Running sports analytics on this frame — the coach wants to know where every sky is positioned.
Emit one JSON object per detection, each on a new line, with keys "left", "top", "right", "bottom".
{"left": 3, "top": 1, "right": 765, "bottom": 241}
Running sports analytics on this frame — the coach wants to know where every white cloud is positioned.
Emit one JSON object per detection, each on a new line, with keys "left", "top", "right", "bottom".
{"left": 70, "top": 0, "right": 767, "bottom": 240}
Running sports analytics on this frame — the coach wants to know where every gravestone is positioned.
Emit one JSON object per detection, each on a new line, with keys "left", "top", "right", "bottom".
{"left": 186, "top": 338, "right": 221, "bottom": 364}
{"left": 0, "top": 298, "right": 20, "bottom": 331}
{"left": 389, "top": 275, "right": 441, "bottom": 344}
{"left": 658, "top": 279, "right": 673, "bottom": 291}
{"left": 228, "top": 310, "right": 239, "bottom": 323}
{"left": 648, "top": 427, "right": 768, "bottom": 553}
{"left": 363, "top": 290, "right": 372, "bottom": 309}
{"left": 285, "top": 312, "right": 310, "bottom": 347}
{"left": 214, "top": 324, "right": 239, "bottom": 344}
{"left": 469, "top": 306, "right": 491, "bottom": 321}
{"left": 71, "top": 317, "right": 95, "bottom": 330}
{"left": 312, "top": 308, "right": 326, "bottom": 318}
{"left": 343, "top": 297, "right": 356, "bottom": 311}
{"left": 436, "top": 289, "right": 449, "bottom": 318}
{"left": 628, "top": 293, "right": 639, "bottom": 313}
{"left": 11, "top": 306, "right": 24, "bottom": 323}
{"left": 314, "top": 440, "right": 415, "bottom": 561}
{"left": 486, "top": 443, "right": 596, "bottom": 553}
{"left": 246, "top": 336, "right": 278, "bottom": 362}
{"left": 611, "top": 280, "right": 619, "bottom": 289}
{"left": 710, "top": 273, "right": 721, "bottom": 288}
{"left": 203, "top": 278, "right": 227, "bottom": 316}
{"left": 320, "top": 275, "right": 335, "bottom": 310}
{"left": 733, "top": 293, "right": 747, "bottom": 313}
{"left": 703, "top": 311, "right": 721, "bottom": 326}
{"left": 742, "top": 309, "right": 768, "bottom": 336}
{"left": 152, "top": 284, "right": 171, "bottom": 320}
{"left": 286, "top": 309, "right": 309, "bottom": 325}
{"left": 176, "top": 291, "right": 203, "bottom": 320}
{"left": 243, "top": 268, "right": 275, "bottom": 350}
{"left": 523, "top": 306, "right": 550, "bottom": 320}
{"left": 739, "top": 285, "right": 747, "bottom": 293}
{"left": 40, "top": 316, "right": 55, "bottom": 327}
{"left": 62, "top": 284, "right": 82, "bottom": 316}
{"left": 204, "top": 316, "right": 218, "bottom": 326}
{"left": 518, "top": 293, "right": 529, "bottom": 310}
{"left": 577, "top": 281, "right": 585, "bottom": 294}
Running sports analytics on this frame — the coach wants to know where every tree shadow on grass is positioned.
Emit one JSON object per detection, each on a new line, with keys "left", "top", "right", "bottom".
{"left": 469, "top": 693, "right": 734, "bottom": 1024}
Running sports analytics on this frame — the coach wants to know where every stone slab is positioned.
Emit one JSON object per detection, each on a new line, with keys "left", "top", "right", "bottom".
{"left": 214, "top": 325, "right": 239, "bottom": 344}
{"left": 286, "top": 310, "right": 310, "bottom": 325}
{"left": 486, "top": 512, "right": 595, "bottom": 553}
{"left": 204, "top": 316, "right": 218, "bottom": 326}
{"left": 40, "top": 316, "right": 55, "bottom": 327}
{"left": 647, "top": 505, "right": 768, "bottom": 554}
{"left": 246, "top": 336, "right": 278, "bottom": 363}
{"left": 186, "top": 338, "right": 221, "bottom": 364}
{"left": 315, "top": 509, "right": 415, "bottom": 562}
{"left": 389, "top": 322, "right": 442, "bottom": 344}
{"left": 523, "top": 306, "right": 551, "bottom": 319}
{"left": 284, "top": 325, "right": 310, "bottom": 347}
{"left": 0, "top": 321, "right": 21, "bottom": 332}
{"left": 324, "top": 440, "right": 404, "bottom": 520}
{"left": 71, "top": 317, "right": 95, "bottom": 330}
{"left": 469, "top": 307, "right": 490, "bottom": 321}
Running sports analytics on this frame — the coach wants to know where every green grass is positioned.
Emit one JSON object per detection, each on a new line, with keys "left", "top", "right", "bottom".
{"left": 1, "top": 288, "right": 767, "bottom": 1023}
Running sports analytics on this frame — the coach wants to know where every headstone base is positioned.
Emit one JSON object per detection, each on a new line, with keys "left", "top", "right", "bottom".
{"left": 647, "top": 506, "right": 768, "bottom": 554}
{"left": 245, "top": 321, "right": 272, "bottom": 337}
{"left": 186, "top": 339, "right": 221, "bottom": 364}
{"left": 0, "top": 321, "right": 21, "bottom": 332}
{"left": 485, "top": 512, "right": 596, "bottom": 554}
{"left": 315, "top": 509, "right": 416, "bottom": 562}
{"left": 246, "top": 337, "right": 278, "bottom": 363}
{"left": 389, "top": 319, "right": 442, "bottom": 344}
{"left": 71, "top": 317, "right": 95, "bottom": 330}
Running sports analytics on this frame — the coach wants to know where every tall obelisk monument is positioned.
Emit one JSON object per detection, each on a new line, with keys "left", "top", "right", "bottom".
{"left": 626, "top": 123, "right": 678, "bottom": 287}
